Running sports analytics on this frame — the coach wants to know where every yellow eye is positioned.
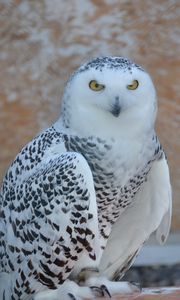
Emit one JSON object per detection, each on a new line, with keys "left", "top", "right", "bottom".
{"left": 127, "top": 80, "right": 139, "bottom": 90}
{"left": 89, "top": 80, "right": 105, "bottom": 91}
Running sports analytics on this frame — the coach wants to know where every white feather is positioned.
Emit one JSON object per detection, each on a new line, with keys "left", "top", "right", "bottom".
{"left": 155, "top": 158, "right": 172, "bottom": 244}
{"left": 99, "top": 156, "right": 172, "bottom": 279}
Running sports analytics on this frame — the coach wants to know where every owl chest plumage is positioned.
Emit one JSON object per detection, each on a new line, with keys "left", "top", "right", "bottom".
{"left": 63, "top": 132, "right": 158, "bottom": 231}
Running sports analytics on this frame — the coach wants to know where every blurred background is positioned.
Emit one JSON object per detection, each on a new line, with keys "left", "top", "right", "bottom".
{"left": 0, "top": 0, "right": 179, "bottom": 287}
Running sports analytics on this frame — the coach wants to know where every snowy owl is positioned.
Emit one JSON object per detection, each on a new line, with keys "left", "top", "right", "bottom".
{"left": 0, "top": 57, "right": 172, "bottom": 300}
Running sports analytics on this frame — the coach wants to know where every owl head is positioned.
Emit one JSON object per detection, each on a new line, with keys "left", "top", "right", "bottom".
{"left": 60, "top": 57, "right": 157, "bottom": 139}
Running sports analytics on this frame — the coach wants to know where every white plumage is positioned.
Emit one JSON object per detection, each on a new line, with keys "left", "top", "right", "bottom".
{"left": 0, "top": 57, "right": 171, "bottom": 300}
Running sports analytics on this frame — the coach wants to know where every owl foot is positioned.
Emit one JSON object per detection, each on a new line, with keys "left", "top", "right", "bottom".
{"left": 85, "top": 276, "right": 141, "bottom": 296}
{"left": 33, "top": 279, "right": 96, "bottom": 300}
{"left": 34, "top": 278, "right": 141, "bottom": 300}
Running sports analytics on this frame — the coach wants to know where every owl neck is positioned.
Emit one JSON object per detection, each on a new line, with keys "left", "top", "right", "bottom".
{"left": 57, "top": 102, "right": 156, "bottom": 144}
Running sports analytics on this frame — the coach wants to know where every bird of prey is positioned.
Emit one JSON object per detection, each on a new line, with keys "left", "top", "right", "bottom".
{"left": 0, "top": 57, "right": 172, "bottom": 300}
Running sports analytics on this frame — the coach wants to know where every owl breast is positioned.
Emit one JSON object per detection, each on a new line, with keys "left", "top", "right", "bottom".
{"left": 64, "top": 134, "right": 155, "bottom": 228}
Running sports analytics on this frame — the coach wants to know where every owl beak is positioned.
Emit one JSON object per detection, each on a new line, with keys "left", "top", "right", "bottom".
{"left": 110, "top": 96, "right": 121, "bottom": 117}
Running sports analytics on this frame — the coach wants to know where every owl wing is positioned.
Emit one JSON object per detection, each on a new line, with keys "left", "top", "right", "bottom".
{"left": 99, "top": 154, "right": 172, "bottom": 279}
{"left": 0, "top": 151, "right": 99, "bottom": 299}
